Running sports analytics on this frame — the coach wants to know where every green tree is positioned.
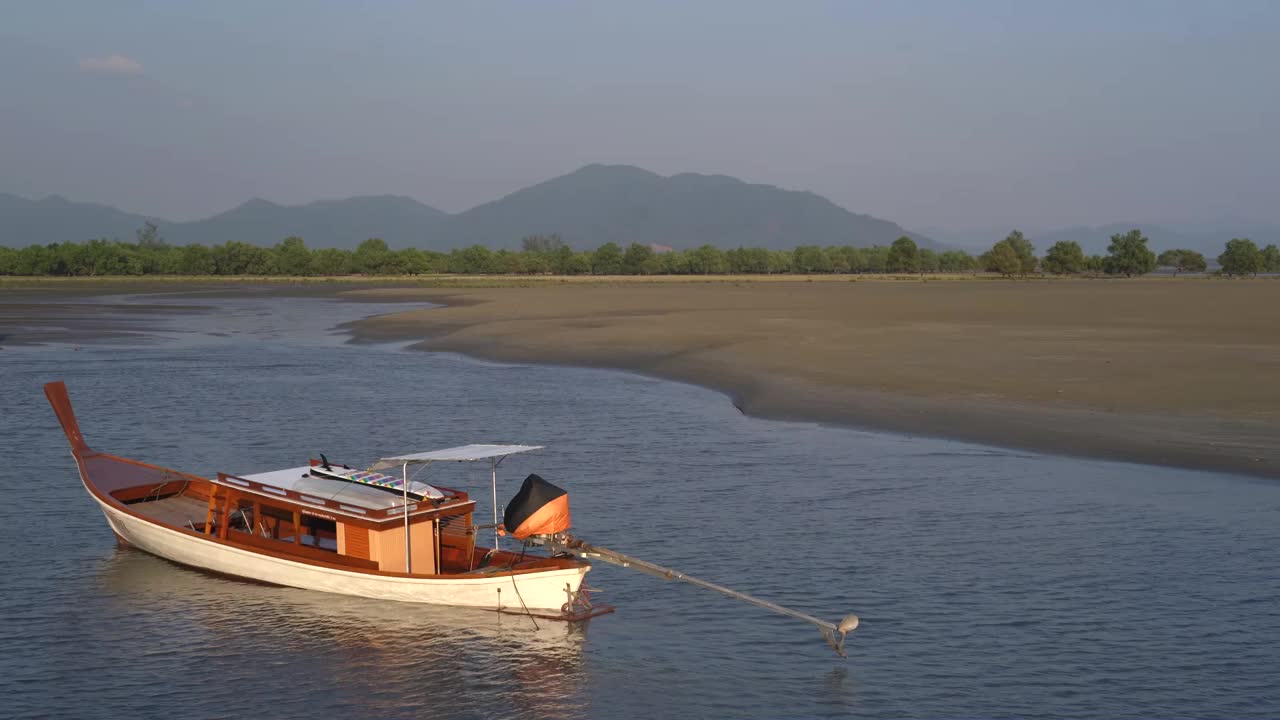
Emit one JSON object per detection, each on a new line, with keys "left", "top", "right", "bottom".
{"left": 136, "top": 221, "right": 166, "bottom": 249}
{"left": 354, "top": 238, "right": 393, "bottom": 274}
{"left": 1042, "top": 240, "right": 1086, "bottom": 275}
{"left": 766, "top": 250, "right": 792, "bottom": 274}
{"left": 885, "top": 236, "right": 921, "bottom": 273}
{"left": 521, "top": 252, "right": 551, "bottom": 274}
{"left": 938, "top": 250, "right": 976, "bottom": 273}
{"left": 1260, "top": 244, "right": 1280, "bottom": 272}
{"left": 1085, "top": 254, "right": 1106, "bottom": 278}
{"left": 591, "top": 242, "right": 624, "bottom": 275}
{"left": 918, "top": 248, "right": 940, "bottom": 273}
{"left": 1103, "top": 229, "right": 1157, "bottom": 277}
{"left": 1218, "top": 238, "right": 1264, "bottom": 277}
{"left": 621, "top": 243, "right": 655, "bottom": 275}
{"left": 549, "top": 245, "right": 576, "bottom": 274}
{"left": 312, "top": 248, "right": 354, "bottom": 275}
{"left": 274, "top": 236, "right": 313, "bottom": 276}
{"left": 997, "top": 230, "right": 1037, "bottom": 276}
{"left": 212, "top": 241, "right": 275, "bottom": 275}
{"left": 1157, "top": 249, "right": 1206, "bottom": 276}
{"left": 450, "top": 245, "right": 496, "bottom": 274}
{"left": 863, "top": 245, "right": 888, "bottom": 273}
{"left": 0, "top": 246, "right": 16, "bottom": 275}
{"left": 792, "top": 245, "right": 831, "bottom": 273}
{"left": 397, "top": 248, "right": 433, "bottom": 275}
{"left": 687, "top": 244, "right": 728, "bottom": 274}
{"left": 178, "top": 244, "right": 216, "bottom": 275}
{"left": 564, "top": 252, "right": 593, "bottom": 275}
{"left": 725, "top": 247, "right": 756, "bottom": 274}
{"left": 989, "top": 242, "right": 1021, "bottom": 277}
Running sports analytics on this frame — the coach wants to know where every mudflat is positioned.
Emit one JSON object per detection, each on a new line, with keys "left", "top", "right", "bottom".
{"left": 345, "top": 278, "right": 1280, "bottom": 478}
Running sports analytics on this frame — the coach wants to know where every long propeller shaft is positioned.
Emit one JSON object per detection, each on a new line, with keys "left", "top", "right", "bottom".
{"left": 540, "top": 534, "right": 856, "bottom": 657}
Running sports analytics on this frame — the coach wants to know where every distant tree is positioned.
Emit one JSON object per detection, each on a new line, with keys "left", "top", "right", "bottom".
{"left": 564, "top": 252, "right": 593, "bottom": 275}
{"left": 213, "top": 241, "right": 275, "bottom": 275}
{"left": 397, "top": 248, "right": 433, "bottom": 275}
{"left": 450, "top": 245, "right": 496, "bottom": 274}
{"left": 521, "top": 234, "right": 566, "bottom": 253}
{"left": 918, "top": 248, "right": 940, "bottom": 273}
{"left": 687, "top": 244, "right": 728, "bottom": 274}
{"left": 938, "top": 249, "right": 977, "bottom": 273}
{"left": 312, "top": 248, "right": 354, "bottom": 275}
{"left": 353, "top": 238, "right": 393, "bottom": 273}
{"left": 989, "top": 242, "right": 1021, "bottom": 277}
{"left": 792, "top": 245, "right": 831, "bottom": 273}
{"left": 521, "top": 252, "right": 551, "bottom": 274}
{"left": 1218, "top": 238, "right": 1264, "bottom": 277}
{"left": 591, "top": 242, "right": 624, "bottom": 275}
{"left": 1103, "top": 229, "right": 1157, "bottom": 277}
{"left": 1085, "top": 254, "right": 1106, "bottom": 278}
{"left": 997, "top": 230, "right": 1037, "bottom": 276}
{"left": 1157, "top": 249, "right": 1182, "bottom": 270}
{"left": 1157, "top": 248, "right": 1206, "bottom": 276}
{"left": 621, "top": 242, "right": 655, "bottom": 275}
{"left": 0, "top": 246, "right": 16, "bottom": 275}
{"left": 178, "top": 244, "right": 216, "bottom": 275}
{"left": 885, "top": 236, "right": 920, "bottom": 273}
{"left": 825, "top": 246, "right": 851, "bottom": 273}
{"left": 863, "top": 245, "right": 888, "bottom": 273}
{"left": 15, "top": 245, "right": 57, "bottom": 275}
{"left": 1042, "top": 240, "right": 1086, "bottom": 275}
{"left": 727, "top": 247, "right": 769, "bottom": 274}
{"left": 1261, "top": 244, "right": 1280, "bottom": 273}
{"left": 136, "top": 221, "right": 167, "bottom": 249}
{"left": 766, "top": 250, "right": 792, "bottom": 274}
{"left": 549, "top": 245, "right": 576, "bottom": 274}
{"left": 833, "top": 246, "right": 867, "bottom": 273}
{"left": 274, "top": 236, "right": 313, "bottom": 276}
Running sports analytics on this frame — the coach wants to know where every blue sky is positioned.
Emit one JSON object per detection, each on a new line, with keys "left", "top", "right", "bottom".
{"left": 2, "top": 0, "right": 1277, "bottom": 231}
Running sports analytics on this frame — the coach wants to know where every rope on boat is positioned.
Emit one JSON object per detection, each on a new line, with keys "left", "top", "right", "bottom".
{"left": 509, "top": 574, "right": 540, "bottom": 630}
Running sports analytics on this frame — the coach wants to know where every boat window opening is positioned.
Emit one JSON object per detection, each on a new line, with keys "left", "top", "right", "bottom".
{"left": 300, "top": 513, "right": 338, "bottom": 552}
{"left": 257, "top": 504, "right": 295, "bottom": 541}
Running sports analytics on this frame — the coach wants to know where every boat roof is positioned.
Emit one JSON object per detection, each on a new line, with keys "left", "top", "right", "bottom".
{"left": 370, "top": 444, "right": 543, "bottom": 469}
{"left": 235, "top": 465, "right": 445, "bottom": 511}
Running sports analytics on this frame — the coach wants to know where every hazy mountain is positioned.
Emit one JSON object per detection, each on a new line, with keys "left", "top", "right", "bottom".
{"left": 174, "top": 196, "right": 448, "bottom": 249}
{"left": 1, "top": 164, "right": 931, "bottom": 251}
{"left": 0, "top": 193, "right": 447, "bottom": 250}
{"left": 0, "top": 193, "right": 156, "bottom": 246}
{"left": 921, "top": 223, "right": 1280, "bottom": 257}
{"left": 440, "top": 164, "right": 933, "bottom": 250}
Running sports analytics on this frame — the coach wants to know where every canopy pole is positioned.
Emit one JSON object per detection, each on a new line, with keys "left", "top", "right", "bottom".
{"left": 403, "top": 462, "right": 411, "bottom": 573}
{"left": 491, "top": 457, "right": 499, "bottom": 551}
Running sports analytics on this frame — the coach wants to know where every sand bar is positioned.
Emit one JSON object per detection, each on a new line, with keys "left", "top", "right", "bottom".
{"left": 343, "top": 278, "right": 1280, "bottom": 479}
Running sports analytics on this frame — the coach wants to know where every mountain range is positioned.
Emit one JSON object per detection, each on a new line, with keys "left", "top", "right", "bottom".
{"left": 0, "top": 164, "right": 932, "bottom": 251}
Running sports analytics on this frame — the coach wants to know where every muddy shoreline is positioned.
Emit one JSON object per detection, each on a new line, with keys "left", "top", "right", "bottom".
{"left": 341, "top": 281, "right": 1280, "bottom": 479}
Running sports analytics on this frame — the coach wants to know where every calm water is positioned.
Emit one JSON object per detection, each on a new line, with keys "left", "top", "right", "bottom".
{"left": 2, "top": 292, "right": 1278, "bottom": 719}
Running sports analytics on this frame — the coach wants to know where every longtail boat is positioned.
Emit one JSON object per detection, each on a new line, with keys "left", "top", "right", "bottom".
{"left": 44, "top": 381, "right": 605, "bottom": 618}
{"left": 46, "top": 381, "right": 858, "bottom": 655}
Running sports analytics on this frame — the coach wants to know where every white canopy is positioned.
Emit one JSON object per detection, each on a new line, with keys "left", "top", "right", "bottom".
{"left": 369, "top": 444, "right": 543, "bottom": 470}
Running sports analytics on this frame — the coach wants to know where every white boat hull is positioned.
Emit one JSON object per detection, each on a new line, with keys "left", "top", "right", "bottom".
{"left": 95, "top": 497, "right": 588, "bottom": 611}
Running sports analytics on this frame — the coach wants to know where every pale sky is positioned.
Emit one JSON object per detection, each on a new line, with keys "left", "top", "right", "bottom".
{"left": 2, "top": 0, "right": 1277, "bottom": 231}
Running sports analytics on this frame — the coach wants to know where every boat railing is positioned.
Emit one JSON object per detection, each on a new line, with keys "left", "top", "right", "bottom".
{"left": 214, "top": 472, "right": 473, "bottom": 525}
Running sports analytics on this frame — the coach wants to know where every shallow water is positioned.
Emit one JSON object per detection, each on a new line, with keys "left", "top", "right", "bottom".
{"left": 2, "top": 293, "right": 1278, "bottom": 719}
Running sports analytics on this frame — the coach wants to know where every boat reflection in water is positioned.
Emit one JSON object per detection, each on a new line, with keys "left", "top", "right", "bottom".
{"left": 95, "top": 549, "right": 590, "bottom": 719}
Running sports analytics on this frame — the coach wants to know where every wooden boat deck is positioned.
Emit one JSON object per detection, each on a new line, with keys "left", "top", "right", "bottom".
{"left": 130, "top": 494, "right": 208, "bottom": 531}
